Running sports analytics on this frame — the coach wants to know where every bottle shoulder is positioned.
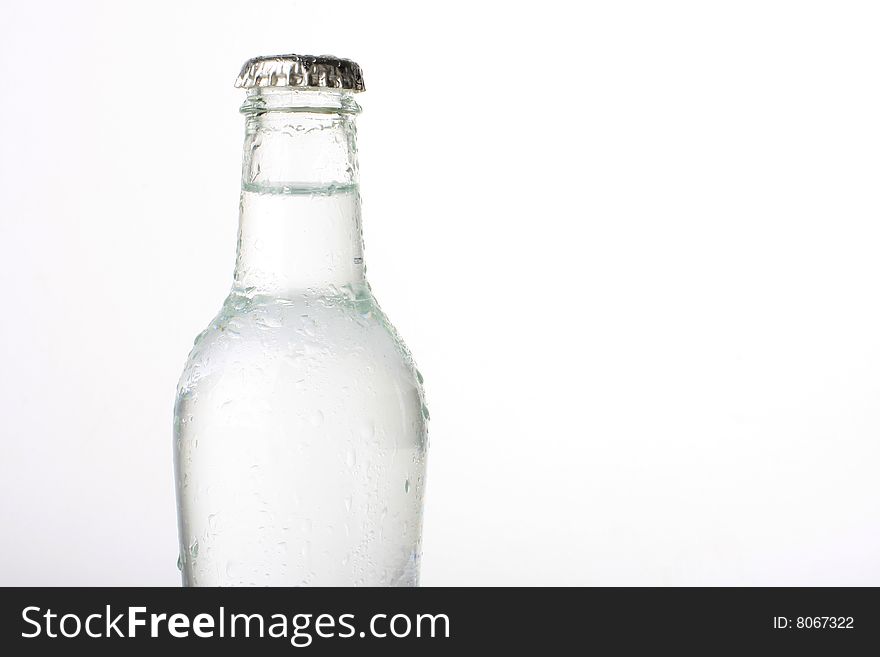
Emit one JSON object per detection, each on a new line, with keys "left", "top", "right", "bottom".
{"left": 177, "top": 290, "right": 420, "bottom": 396}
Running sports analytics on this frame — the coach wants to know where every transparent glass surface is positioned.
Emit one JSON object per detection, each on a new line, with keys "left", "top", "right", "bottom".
{"left": 173, "top": 89, "right": 428, "bottom": 586}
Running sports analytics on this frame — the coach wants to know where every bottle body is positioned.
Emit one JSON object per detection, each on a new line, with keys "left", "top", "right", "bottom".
{"left": 173, "top": 84, "right": 427, "bottom": 586}
{"left": 174, "top": 285, "right": 427, "bottom": 586}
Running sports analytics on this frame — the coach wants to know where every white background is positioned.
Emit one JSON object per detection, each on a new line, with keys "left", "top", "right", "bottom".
{"left": 1, "top": 1, "right": 879, "bottom": 585}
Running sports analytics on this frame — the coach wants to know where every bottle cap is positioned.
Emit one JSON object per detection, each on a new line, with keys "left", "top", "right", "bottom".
{"left": 235, "top": 54, "right": 365, "bottom": 92}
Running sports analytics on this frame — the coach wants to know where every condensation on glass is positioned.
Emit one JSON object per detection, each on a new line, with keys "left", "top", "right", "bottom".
{"left": 173, "top": 55, "right": 428, "bottom": 586}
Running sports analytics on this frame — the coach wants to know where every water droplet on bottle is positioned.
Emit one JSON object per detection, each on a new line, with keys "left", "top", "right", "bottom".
{"left": 301, "top": 519, "right": 313, "bottom": 533}
{"left": 309, "top": 410, "right": 324, "bottom": 427}
{"left": 176, "top": 553, "right": 183, "bottom": 571}
{"left": 404, "top": 478, "right": 410, "bottom": 494}
{"left": 345, "top": 448, "right": 356, "bottom": 467}
{"left": 344, "top": 495, "right": 353, "bottom": 512}
{"left": 226, "top": 561, "right": 239, "bottom": 578}
{"left": 359, "top": 421, "right": 375, "bottom": 440}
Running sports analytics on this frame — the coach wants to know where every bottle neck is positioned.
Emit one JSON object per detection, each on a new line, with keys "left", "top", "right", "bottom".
{"left": 233, "top": 89, "right": 366, "bottom": 295}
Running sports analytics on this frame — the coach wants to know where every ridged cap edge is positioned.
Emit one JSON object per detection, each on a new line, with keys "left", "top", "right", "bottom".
{"left": 235, "top": 54, "right": 365, "bottom": 91}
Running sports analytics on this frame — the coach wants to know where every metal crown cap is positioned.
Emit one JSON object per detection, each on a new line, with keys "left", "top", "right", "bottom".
{"left": 235, "top": 54, "right": 365, "bottom": 92}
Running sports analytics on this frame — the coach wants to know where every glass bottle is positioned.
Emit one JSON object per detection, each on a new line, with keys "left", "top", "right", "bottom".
{"left": 173, "top": 55, "right": 428, "bottom": 586}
